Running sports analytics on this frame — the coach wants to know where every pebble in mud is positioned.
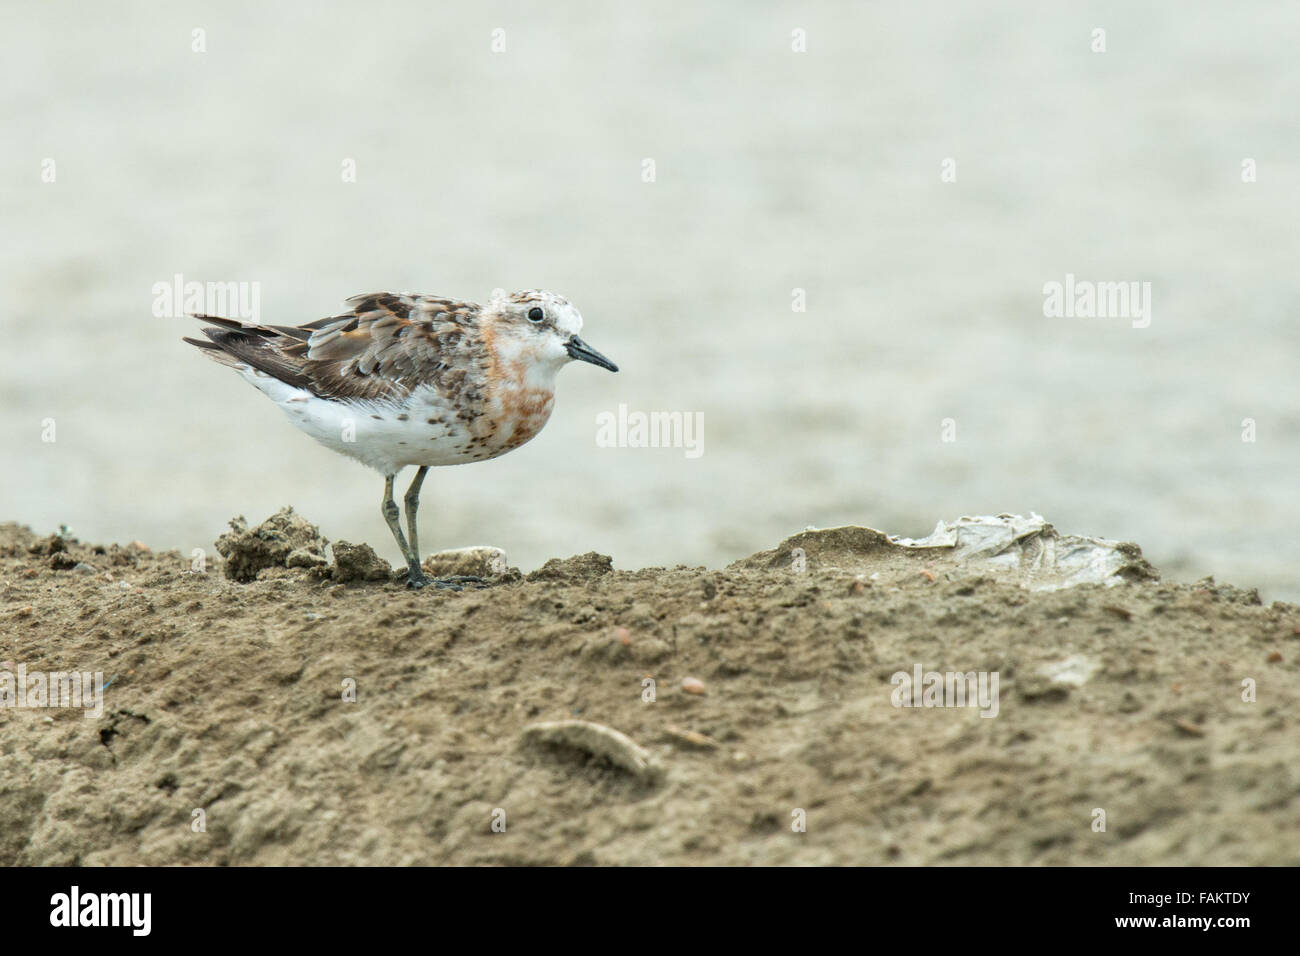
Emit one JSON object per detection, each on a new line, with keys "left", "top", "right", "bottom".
{"left": 681, "top": 676, "right": 706, "bottom": 695}
{"left": 664, "top": 724, "right": 718, "bottom": 750}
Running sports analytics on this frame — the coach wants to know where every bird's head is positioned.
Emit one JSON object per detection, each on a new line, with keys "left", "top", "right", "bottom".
{"left": 485, "top": 289, "right": 619, "bottom": 381}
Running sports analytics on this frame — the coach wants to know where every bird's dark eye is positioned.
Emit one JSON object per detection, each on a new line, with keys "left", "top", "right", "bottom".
{"left": 527, "top": 307, "right": 545, "bottom": 323}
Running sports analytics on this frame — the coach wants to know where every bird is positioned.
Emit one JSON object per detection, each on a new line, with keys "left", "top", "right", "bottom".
{"left": 183, "top": 288, "right": 618, "bottom": 589}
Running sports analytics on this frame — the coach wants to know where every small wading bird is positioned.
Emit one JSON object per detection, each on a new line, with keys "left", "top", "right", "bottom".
{"left": 184, "top": 289, "right": 618, "bottom": 589}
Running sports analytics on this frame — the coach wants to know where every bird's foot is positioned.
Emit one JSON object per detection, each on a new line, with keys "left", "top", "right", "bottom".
{"left": 434, "top": 574, "right": 488, "bottom": 590}
{"left": 406, "top": 569, "right": 489, "bottom": 591}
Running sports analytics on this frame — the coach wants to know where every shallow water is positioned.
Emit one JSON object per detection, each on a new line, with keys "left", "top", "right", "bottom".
{"left": 3, "top": 1, "right": 1298, "bottom": 599}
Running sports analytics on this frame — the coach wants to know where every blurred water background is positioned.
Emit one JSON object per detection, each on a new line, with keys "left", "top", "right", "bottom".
{"left": 3, "top": 1, "right": 1298, "bottom": 598}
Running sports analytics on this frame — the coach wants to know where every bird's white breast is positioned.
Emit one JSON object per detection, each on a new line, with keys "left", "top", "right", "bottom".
{"left": 239, "top": 369, "right": 485, "bottom": 474}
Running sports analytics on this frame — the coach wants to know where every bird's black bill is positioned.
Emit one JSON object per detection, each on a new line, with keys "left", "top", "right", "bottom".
{"left": 566, "top": 335, "right": 619, "bottom": 372}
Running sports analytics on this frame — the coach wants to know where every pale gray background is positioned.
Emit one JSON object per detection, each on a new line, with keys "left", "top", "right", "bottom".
{"left": 3, "top": 1, "right": 1297, "bottom": 598}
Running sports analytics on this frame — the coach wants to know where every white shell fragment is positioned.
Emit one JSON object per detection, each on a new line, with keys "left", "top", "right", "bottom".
{"left": 889, "top": 513, "right": 1150, "bottom": 591}
{"left": 520, "top": 720, "right": 663, "bottom": 784}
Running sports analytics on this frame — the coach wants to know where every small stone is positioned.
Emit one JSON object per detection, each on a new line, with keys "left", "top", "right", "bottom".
{"left": 72, "top": 562, "right": 96, "bottom": 575}
{"left": 681, "top": 676, "right": 706, "bottom": 696}
{"left": 664, "top": 724, "right": 718, "bottom": 750}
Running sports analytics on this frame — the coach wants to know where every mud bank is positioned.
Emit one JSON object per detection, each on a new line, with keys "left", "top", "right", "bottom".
{"left": 1, "top": 515, "right": 1297, "bottom": 865}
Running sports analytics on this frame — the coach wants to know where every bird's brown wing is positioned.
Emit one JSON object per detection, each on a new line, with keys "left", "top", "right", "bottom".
{"left": 184, "top": 292, "right": 486, "bottom": 403}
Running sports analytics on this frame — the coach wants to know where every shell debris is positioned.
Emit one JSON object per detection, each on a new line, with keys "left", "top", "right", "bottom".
{"left": 520, "top": 719, "right": 663, "bottom": 784}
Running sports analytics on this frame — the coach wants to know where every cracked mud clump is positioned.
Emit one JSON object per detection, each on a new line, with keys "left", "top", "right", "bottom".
{"left": 1, "top": 518, "right": 1297, "bottom": 865}
{"left": 213, "top": 507, "right": 328, "bottom": 582}
{"left": 330, "top": 541, "right": 393, "bottom": 584}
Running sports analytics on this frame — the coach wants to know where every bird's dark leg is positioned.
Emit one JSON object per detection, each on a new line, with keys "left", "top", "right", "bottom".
{"left": 382, "top": 474, "right": 426, "bottom": 589}
{"left": 403, "top": 466, "right": 430, "bottom": 588}
{"left": 386, "top": 470, "right": 480, "bottom": 591}
{"left": 391, "top": 468, "right": 489, "bottom": 592}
